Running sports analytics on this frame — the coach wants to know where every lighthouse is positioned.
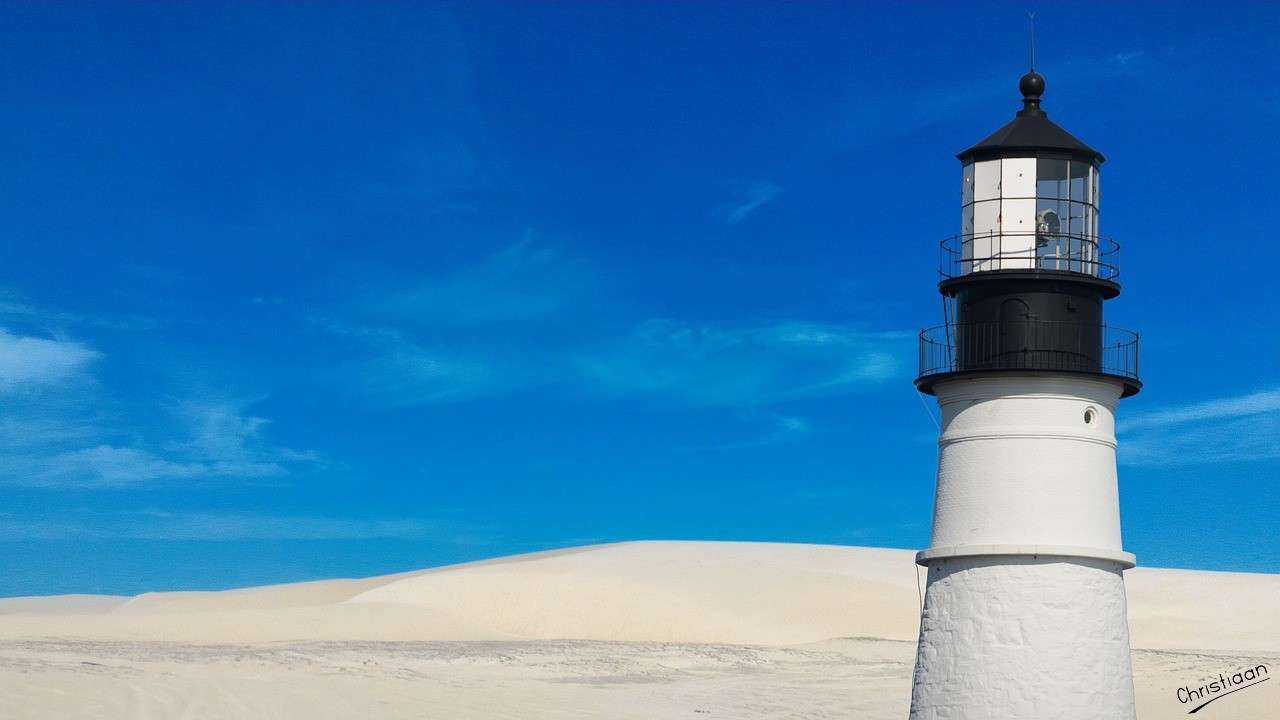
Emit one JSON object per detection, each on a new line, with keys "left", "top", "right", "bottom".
{"left": 909, "top": 67, "right": 1141, "bottom": 719}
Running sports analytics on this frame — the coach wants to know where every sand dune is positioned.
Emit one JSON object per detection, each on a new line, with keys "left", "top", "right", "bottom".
{"left": 0, "top": 542, "right": 927, "bottom": 644}
{"left": 0, "top": 541, "right": 1276, "bottom": 718}
{"left": 347, "top": 541, "right": 924, "bottom": 645}
{"left": 3, "top": 541, "right": 1275, "bottom": 649}
{"left": 0, "top": 594, "right": 126, "bottom": 616}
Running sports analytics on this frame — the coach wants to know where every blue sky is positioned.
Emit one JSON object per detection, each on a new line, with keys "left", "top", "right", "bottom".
{"left": 1, "top": 2, "right": 1277, "bottom": 596}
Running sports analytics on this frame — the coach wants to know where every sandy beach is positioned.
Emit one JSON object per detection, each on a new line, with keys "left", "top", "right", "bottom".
{"left": 1, "top": 541, "right": 1276, "bottom": 718}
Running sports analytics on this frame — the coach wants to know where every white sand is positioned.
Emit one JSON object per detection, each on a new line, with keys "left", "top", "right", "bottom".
{"left": 0, "top": 541, "right": 1276, "bottom": 718}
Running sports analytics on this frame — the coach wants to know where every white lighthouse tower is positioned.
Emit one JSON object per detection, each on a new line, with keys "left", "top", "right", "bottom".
{"left": 909, "top": 67, "right": 1141, "bottom": 719}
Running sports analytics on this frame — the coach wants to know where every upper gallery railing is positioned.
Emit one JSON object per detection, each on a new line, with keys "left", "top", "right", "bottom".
{"left": 939, "top": 232, "right": 1121, "bottom": 282}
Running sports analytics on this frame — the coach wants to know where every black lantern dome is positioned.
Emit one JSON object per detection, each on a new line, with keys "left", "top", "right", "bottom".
{"left": 958, "top": 72, "right": 1104, "bottom": 164}
{"left": 915, "top": 69, "right": 1141, "bottom": 397}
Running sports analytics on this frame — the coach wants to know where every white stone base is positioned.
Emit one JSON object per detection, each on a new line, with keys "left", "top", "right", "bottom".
{"left": 909, "top": 555, "right": 1136, "bottom": 720}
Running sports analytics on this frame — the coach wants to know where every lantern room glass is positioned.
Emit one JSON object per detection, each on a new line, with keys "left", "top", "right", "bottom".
{"left": 958, "top": 157, "right": 1100, "bottom": 276}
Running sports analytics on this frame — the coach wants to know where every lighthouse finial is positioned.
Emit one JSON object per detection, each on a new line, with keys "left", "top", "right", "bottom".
{"left": 1017, "top": 14, "right": 1045, "bottom": 116}
{"left": 1028, "top": 12, "right": 1036, "bottom": 71}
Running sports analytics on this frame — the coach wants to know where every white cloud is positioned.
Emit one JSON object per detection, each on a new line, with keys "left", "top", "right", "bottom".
{"left": 836, "top": 49, "right": 1149, "bottom": 148}
{"left": 710, "top": 180, "right": 783, "bottom": 225}
{"left": 0, "top": 398, "right": 317, "bottom": 488}
{"left": 679, "top": 412, "right": 813, "bottom": 451}
{"left": 371, "top": 235, "right": 592, "bottom": 327}
{"left": 23, "top": 446, "right": 209, "bottom": 487}
{"left": 0, "top": 287, "right": 156, "bottom": 332}
{"left": 168, "top": 400, "right": 318, "bottom": 477}
{"left": 319, "top": 323, "right": 537, "bottom": 406}
{"left": 318, "top": 237, "right": 587, "bottom": 406}
{"left": 0, "top": 328, "right": 98, "bottom": 391}
{"left": 1119, "top": 388, "right": 1280, "bottom": 432}
{"left": 1112, "top": 50, "right": 1145, "bottom": 66}
{"left": 359, "top": 345, "right": 515, "bottom": 406}
{"left": 579, "top": 319, "right": 908, "bottom": 406}
{"left": 0, "top": 306, "right": 311, "bottom": 489}
{"left": 123, "top": 512, "right": 437, "bottom": 541}
{"left": 0, "top": 511, "right": 449, "bottom": 542}
{"left": 1119, "top": 388, "right": 1280, "bottom": 466}
{"left": 322, "top": 243, "right": 909, "bottom": 411}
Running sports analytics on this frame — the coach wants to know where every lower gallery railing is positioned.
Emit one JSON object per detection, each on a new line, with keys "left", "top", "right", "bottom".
{"left": 918, "top": 321, "right": 1139, "bottom": 381}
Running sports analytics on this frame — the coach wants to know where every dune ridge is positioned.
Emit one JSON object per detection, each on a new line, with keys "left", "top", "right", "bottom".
{"left": 1, "top": 541, "right": 1276, "bottom": 652}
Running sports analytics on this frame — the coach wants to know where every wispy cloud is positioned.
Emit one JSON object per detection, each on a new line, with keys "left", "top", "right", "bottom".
{"left": 1112, "top": 50, "right": 1145, "bottom": 66}
{"left": 710, "top": 179, "right": 783, "bottom": 225}
{"left": 319, "top": 236, "right": 588, "bottom": 405}
{"left": 369, "top": 235, "right": 592, "bottom": 327}
{"left": 358, "top": 345, "right": 518, "bottom": 406}
{"left": 321, "top": 243, "right": 909, "bottom": 415}
{"left": 678, "top": 412, "right": 813, "bottom": 451}
{"left": 4, "top": 446, "right": 211, "bottom": 487}
{"left": 0, "top": 327, "right": 315, "bottom": 488}
{"left": 837, "top": 49, "right": 1150, "bottom": 148}
{"left": 166, "top": 400, "right": 319, "bottom": 477}
{"left": 1119, "top": 389, "right": 1280, "bottom": 432}
{"left": 0, "top": 510, "right": 455, "bottom": 542}
{"left": 579, "top": 319, "right": 908, "bottom": 406}
{"left": 0, "top": 288, "right": 155, "bottom": 333}
{"left": 1119, "top": 388, "right": 1280, "bottom": 466}
{"left": 0, "top": 400, "right": 317, "bottom": 488}
{"left": 0, "top": 328, "right": 99, "bottom": 391}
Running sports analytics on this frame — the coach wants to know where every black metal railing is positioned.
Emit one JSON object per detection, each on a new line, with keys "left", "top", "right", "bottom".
{"left": 918, "top": 321, "right": 1139, "bottom": 382}
{"left": 939, "top": 232, "right": 1121, "bottom": 282}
